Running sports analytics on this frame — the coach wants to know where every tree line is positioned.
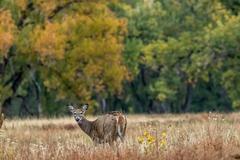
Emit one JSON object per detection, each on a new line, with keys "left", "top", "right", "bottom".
{"left": 0, "top": 0, "right": 240, "bottom": 117}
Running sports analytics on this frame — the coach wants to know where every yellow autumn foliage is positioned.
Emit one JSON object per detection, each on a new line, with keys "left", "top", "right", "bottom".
{"left": 31, "top": 22, "right": 66, "bottom": 61}
{"left": 0, "top": 0, "right": 128, "bottom": 105}
{"left": 32, "top": 2, "right": 128, "bottom": 101}
{"left": 15, "top": 0, "right": 28, "bottom": 10}
{"left": 35, "top": 0, "right": 117, "bottom": 17}
{"left": 0, "top": 10, "right": 16, "bottom": 57}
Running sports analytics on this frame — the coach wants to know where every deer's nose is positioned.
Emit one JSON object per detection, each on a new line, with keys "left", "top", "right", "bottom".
{"left": 74, "top": 116, "right": 81, "bottom": 122}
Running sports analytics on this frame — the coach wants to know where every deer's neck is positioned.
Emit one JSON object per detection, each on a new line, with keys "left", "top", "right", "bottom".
{"left": 77, "top": 118, "right": 92, "bottom": 136}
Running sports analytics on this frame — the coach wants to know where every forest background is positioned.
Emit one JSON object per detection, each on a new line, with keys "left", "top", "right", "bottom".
{"left": 0, "top": 0, "right": 240, "bottom": 117}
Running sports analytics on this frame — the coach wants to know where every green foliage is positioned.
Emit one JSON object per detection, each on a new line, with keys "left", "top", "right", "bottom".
{"left": 220, "top": 0, "right": 240, "bottom": 15}
{"left": 112, "top": 0, "right": 240, "bottom": 113}
{"left": 0, "top": 0, "right": 128, "bottom": 116}
{"left": 1, "top": 0, "right": 240, "bottom": 116}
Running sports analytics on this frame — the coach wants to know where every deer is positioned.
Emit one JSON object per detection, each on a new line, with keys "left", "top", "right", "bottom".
{"left": 0, "top": 113, "right": 4, "bottom": 129}
{"left": 68, "top": 104, "right": 127, "bottom": 144}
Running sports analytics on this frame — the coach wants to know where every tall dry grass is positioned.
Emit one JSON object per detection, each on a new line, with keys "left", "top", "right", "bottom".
{"left": 1, "top": 113, "right": 240, "bottom": 160}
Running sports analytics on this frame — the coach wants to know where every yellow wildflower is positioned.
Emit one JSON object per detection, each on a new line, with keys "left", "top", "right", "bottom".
{"left": 147, "top": 136, "right": 155, "bottom": 144}
{"left": 137, "top": 136, "right": 144, "bottom": 144}
{"left": 161, "top": 132, "right": 167, "bottom": 138}
{"left": 143, "top": 131, "right": 149, "bottom": 137}
{"left": 160, "top": 139, "right": 167, "bottom": 147}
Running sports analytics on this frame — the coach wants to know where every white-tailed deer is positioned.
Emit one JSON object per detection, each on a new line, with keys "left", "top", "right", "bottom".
{"left": 0, "top": 113, "right": 4, "bottom": 129}
{"left": 68, "top": 104, "right": 127, "bottom": 144}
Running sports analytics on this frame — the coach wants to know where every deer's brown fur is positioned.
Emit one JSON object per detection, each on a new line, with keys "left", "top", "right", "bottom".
{"left": 108, "top": 111, "right": 127, "bottom": 138}
{"left": 69, "top": 105, "right": 127, "bottom": 144}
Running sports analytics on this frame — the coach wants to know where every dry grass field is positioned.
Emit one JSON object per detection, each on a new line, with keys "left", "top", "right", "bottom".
{"left": 1, "top": 113, "right": 240, "bottom": 160}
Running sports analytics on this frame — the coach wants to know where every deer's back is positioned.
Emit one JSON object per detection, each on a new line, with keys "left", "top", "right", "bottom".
{"left": 91, "top": 114, "right": 118, "bottom": 142}
{"left": 89, "top": 112, "right": 127, "bottom": 143}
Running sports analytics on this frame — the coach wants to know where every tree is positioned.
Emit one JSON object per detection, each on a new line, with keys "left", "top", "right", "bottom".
{"left": 112, "top": 0, "right": 238, "bottom": 113}
{"left": 0, "top": 0, "right": 128, "bottom": 116}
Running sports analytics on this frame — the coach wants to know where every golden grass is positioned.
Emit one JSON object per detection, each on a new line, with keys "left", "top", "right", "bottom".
{"left": 1, "top": 113, "right": 240, "bottom": 160}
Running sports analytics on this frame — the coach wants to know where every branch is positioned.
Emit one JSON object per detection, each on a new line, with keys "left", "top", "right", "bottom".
{"left": 0, "top": 57, "right": 8, "bottom": 75}
{"left": 4, "top": 65, "right": 30, "bottom": 92}
{"left": 47, "top": 0, "right": 101, "bottom": 20}
{"left": 17, "top": 2, "right": 35, "bottom": 28}
{"left": 4, "top": 70, "right": 23, "bottom": 91}
{"left": 48, "top": 0, "right": 83, "bottom": 20}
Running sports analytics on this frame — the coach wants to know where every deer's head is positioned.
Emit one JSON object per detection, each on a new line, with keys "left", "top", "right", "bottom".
{"left": 68, "top": 104, "right": 88, "bottom": 122}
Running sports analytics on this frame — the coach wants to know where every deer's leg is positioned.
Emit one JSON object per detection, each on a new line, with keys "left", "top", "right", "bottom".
{"left": 92, "top": 137, "right": 100, "bottom": 145}
{"left": 117, "top": 126, "right": 124, "bottom": 142}
{"left": 118, "top": 135, "right": 124, "bottom": 142}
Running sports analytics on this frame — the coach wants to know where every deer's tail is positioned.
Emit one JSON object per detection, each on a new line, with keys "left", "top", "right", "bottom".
{"left": 116, "top": 115, "right": 127, "bottom": 141}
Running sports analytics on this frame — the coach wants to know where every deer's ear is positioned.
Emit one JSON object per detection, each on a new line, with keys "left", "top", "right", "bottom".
{"left": 68, "top": 105, "right": 75, "bottom": 111}
{"left": 82, "top": 104, "right": 88, "bottom": 111}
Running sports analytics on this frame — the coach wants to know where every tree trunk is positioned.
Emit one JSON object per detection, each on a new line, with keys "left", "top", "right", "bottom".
{"left": 2, "top": 97, "right": 11, "bottom": 116}
{"left": 147, "top": 99, "right": 154, "bottom": 113}
{"left": 181, "top": 83, "right": 193, "bottom": 112}
{"left": 101, "top": 98, "right": 106, "bottom": 113}
{"left": 32, "top": 75, "right": 42, "bottom": 118}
